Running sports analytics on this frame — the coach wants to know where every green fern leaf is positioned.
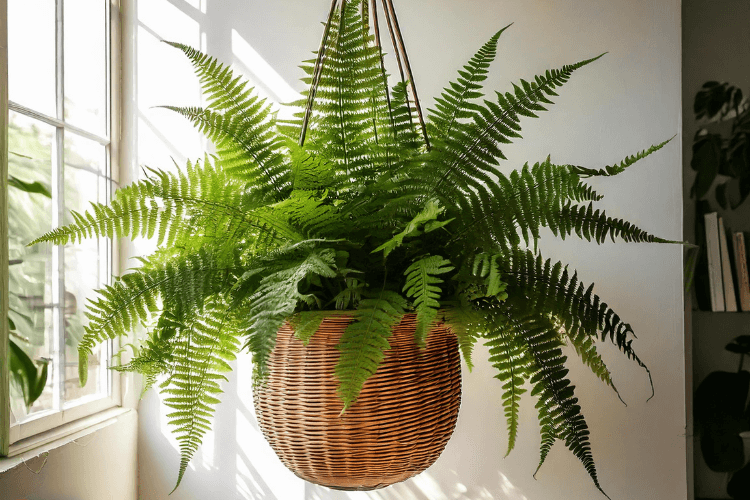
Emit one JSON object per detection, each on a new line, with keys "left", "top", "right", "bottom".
{"left": 373, "top": 199, "right": 451, "bottom": 257}
{"left": 484, "top": 312, "right": 529, "bottom": 456}
{"left": 76, "top": 247, "right": 232, "bottom": 386}
{"left": 403, "top": 255, "right": 454, "bottom": 347}
{"left": 514, "top": 314, "right": 610, "bottom": 499}
{"left": 244, "top": 246, "right": 338, "bottom": 380}
{"left": 289, "top": 311, "right": 340, "bottom": 345}
{"left": 426, "top": 54, "right": 605, "bottom": 201}
{"left": 335, "top": 290, "right": 407, "bottom": 411}
{"left": 499, "top": 248, "right": 653, "bottom": 396}
{"left": 440, "top": 299, "right": 486, "bottom": 371}
{"left": 428, "top": 23, "right": 512, "bottom": 140}
{"left": 553, "top": 202, "right": 679, "bottom": 244}
{"left": 567, "top": 137, "right": 675, "bottom": 178}
{"left": 30, "top": 159, "right": 258, "bottom": 248}
{"left": 160, "top": 302, "right": 241, "bottom": 491}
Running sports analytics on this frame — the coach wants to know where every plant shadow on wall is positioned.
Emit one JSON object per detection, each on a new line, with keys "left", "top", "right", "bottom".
{"left": 31, "top": 1, "right": 680, "bottom": 498}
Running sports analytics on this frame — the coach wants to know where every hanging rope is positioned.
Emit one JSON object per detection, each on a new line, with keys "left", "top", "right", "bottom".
{"left": 298, "top": 0, "right": 431, "bottom": 150}
{"left": 382, "top": 0, "right": 430, "bottom": 149}
{"left": 299, "top": 0, "right": 340, "bottom": 147}
{"left": 370, "top": 0, "right": 395, "bottom": 133}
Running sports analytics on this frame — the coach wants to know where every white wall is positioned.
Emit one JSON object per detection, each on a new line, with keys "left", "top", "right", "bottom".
{"left": 132, "top": 1, "right": 685, "bottom": 499}
{"left": 0, "top": 410, "right": 138, "bottom": 500}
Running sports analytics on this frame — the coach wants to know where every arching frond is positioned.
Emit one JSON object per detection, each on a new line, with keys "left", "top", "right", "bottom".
{"left": 567, "top": 137, "right": 674, "bottom": 178}
{"left": 31, "top": 159, "right": 250, "bottom": 247}
{"left": 402, "top": 255, "right": 454, "bottom": 347}
{"left": 335, "top": 290, "right": 407, "bottom": 411}
{"left": 160, "top": 301, "right": 241, "bottom": 491}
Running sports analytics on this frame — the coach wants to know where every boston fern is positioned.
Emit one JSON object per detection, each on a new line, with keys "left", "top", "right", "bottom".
{"left": 32, "top": 2, "right": 676, "bottom": 496}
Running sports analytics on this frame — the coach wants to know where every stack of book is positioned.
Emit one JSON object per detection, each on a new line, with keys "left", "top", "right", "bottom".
{"left": 704, "top": 212, "right": 750, "bottom": 312}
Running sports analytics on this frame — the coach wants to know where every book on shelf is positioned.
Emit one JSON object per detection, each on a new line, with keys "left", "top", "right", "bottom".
{"left": 734, "top": 232, "right": 750, "bottom": 312}
{"left": 704, "top": 212, "right": 724, "bottom": 311}
{"left": 719, "top": 217, "right": 738, "bottom": 312}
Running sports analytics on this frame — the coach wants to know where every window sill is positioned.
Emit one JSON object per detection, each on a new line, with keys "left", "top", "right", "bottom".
{"left": 0, "top": 406, "right": 132, "bottom": 474}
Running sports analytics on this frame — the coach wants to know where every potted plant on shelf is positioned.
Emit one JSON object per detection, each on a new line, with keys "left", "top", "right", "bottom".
{"left": 32, "top": 1, "right": 678, "bottom": 497}
{"left": 689, "top": 81, "right": 749, "bottom": 311}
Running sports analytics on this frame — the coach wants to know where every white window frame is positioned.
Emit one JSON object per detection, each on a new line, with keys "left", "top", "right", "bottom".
{"left": 1, "top": 0, "right": 122, "bottom": 454}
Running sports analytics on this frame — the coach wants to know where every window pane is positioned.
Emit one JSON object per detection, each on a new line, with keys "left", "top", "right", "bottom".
{"left": 64, "top": 0, "right": 107, "bottom": 135}
{"left": 8, "top": 112, "right": 56, "bottom": 421}
{"left": 8, "top": 0, "right": 57, "bottom": 116}
{"left": 63, "top": 133, "right": 110, "bottom": 402}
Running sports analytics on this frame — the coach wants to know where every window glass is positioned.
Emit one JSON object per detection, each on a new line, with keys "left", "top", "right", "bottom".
{"left": 8, "top": 111, "right": 56, "bottom": 421}
{"left": 7, "top": 0, "right": 114, "bottom": 430}
{"left": 63, "top": 133, "right": 110, "bottom": 402}
{"left": 64, "top": 0, "right": 107, "bottom": 135}
{"left": 8, "top": 0, "right": 57, "bottom": 116}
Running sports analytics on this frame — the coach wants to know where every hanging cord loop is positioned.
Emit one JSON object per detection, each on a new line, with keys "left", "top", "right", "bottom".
{"left": 299, "top": 0, "right": 341, "bottom": 147}
{"left": 298, "top": 0, "right": 431, "bottom": 150}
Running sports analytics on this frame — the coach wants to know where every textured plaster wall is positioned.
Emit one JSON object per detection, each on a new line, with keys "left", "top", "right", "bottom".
{"left": 130, "top": 1, "right": 686, "bottom": 499}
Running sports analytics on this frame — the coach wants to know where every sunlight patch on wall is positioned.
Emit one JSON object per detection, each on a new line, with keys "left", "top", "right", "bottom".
{"left": 137, "top": 2, "right": 203, "bottom": 171}
{"left": 139, "top": 0, "right": 200, "bottom": 44}
{"left": 408, "top": 473, "right": 451, "bottom": 500}
{"left": 499, "top": 472, "right": 528, "bottom": 500}
{"left": 235, "top": 352, "right": 305, "bottom": 499}
{"left": 231, "top": 29, "right": 300, "bottom": 120}
{"left": 178, "top": 0, "right": 206, "bottom": 13}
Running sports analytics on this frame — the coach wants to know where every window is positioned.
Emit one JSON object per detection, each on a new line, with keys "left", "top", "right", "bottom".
{"left": 2, "top": 0, "right": 119, "bottom": 449}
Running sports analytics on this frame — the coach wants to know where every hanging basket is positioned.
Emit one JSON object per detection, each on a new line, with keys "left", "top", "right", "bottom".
{"left": 253, "top": 314, "right": 462, "bottom": 490}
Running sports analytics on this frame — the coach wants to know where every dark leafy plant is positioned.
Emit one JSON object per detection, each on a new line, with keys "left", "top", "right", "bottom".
{"left": 691, "top": 81, "right": 750, "bottom": 210}
{"left": 7, "top": 172, "right": 51, "bottom": 409}
{"left": 32, "top": 3, "right": 677, "bottom": 496}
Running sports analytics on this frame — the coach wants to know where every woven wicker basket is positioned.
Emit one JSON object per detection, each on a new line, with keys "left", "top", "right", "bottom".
{"left": 253, "top": 313, "right": 462, "bottom": 490}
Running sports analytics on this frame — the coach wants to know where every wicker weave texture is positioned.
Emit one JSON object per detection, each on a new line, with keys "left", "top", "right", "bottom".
{"left": 253, "top": 313, "right": 462, "bottom": 490}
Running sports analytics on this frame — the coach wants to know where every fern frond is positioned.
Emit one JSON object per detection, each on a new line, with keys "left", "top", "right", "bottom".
{"left": 390, "top": 81, "right": 421, "bottom": 150}
{"left": 472, "top": 253, "right": 509, "bottom": 299}
{"left": 289, "top": 310, "right": 340, "bottom": 345}
{"left": 403, "top": 255, "right": 454, "bottom": 347}
{"left": 335, "top": 290, "right": 407, "bottom": 411}
{"left": 440, "top": 299, "right": 486, "bottom": 371}
{"left": 160, "top": 301, "right": 241, "bottom": 491}
{"left": 567, "top": 137, "right": 674, "bottom": 178}
{"left": 553, "top": 202, "right": 677, "bottom": 244}
{"left": 161, "top": 106, "right": 290, "bottom": 199}
{"left": 30, "top": 159, "right": 258, "bottom": 248}
{"left": 509, "top": 314, "right": 609, "bottom": 499}
{"left": 297, "top": 3, "right": 393, "bottom": 181}
{"left": 564, "top": 326, "right": 619, "bottom": 397}
{"left": 164, "top": 41, "right": 292, "bottom": 199}
{"left": 426, "top": 54, "right": 605, "bottom": 201}
{"left": 448, "top": 159, "right": 602, "bottom": 249}
{"left": 165, "top": 41, "right": 255, "bottom": 113}
{"left": 373, "top": 199, "right": 452, "bottom": 257}
{"left": 428, "top": 24, "right": 511, "bottom": 140}
{"left": 484, "top": 312, "right": 529, "bottom": 456}
{"left": 77, "top": 248, "right": 231, "bottom": 386}
{"left": 244, "top": 247, "right": 338, "bottom": 380}
{"left": 499, "top": 248, "right": 652, "bottom": 395}
{"left": 288, "top": 146, "right": 337, "bottom": 191}
{"left": 113, "top": 313, "right": 182, "bottom": 396}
